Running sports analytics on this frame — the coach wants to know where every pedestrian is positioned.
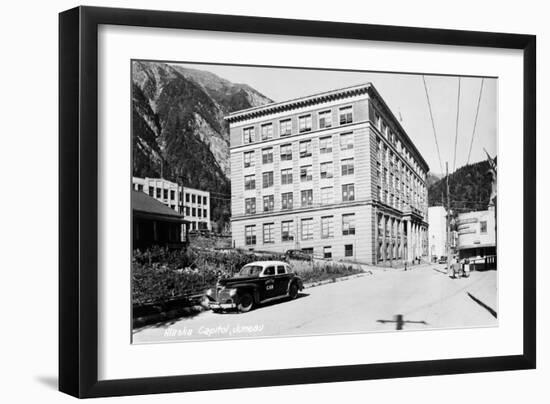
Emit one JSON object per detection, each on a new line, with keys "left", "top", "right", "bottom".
{"left": 463, "top": 258, "right": 470, "bottom": 277}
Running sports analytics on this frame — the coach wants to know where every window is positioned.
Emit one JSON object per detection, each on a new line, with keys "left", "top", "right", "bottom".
{"left": 263, "top": 223, "right": 275, "bottom": 244}
{"left": 321, "top": 187, "right": 334, "bottom": 205}
{"left": 480, "top": 221, "right": 488, "bottom": 234}
{"left": 185, "top": 193, "right": 190, "bottom": 202}
{"left": 375, "top": 112, "right": 382, "bottom": 129}
{"left": 344, "top": 244, "right": 354, "bottom": 257}
{"left": 243, "top": 151, "right": 254, "bottom": 168}
{"left": 318, "top": 110, "right": 332, "bottom": 129}
{"left": 282, "top": 192, "right": 293, "bottom": 210}
{"left": 300, "top": 165, "right": 313, "bottom": 182}
{"left": 301, "top": 189, "right": 313, "bottom": 207}
{"left": 339, "top": 106, "right": 353, "bottom": 125}
{"left": 341, "top": 158, "right": 355, "bottom": 176}
{"left": 169, "top": 190, "right": 175, "bottom": 200}
{"left": 262, "top": 148, "right": 273, "bottom": 164}
{"left": 299, "top": 140, "right": 312, "bottom": 158}
{"left": 192, "top": 195, "right": 196, "bottom": 203}
{"left": 321, "top": 216, "right": 334, "bottom": 239}
{"left": 243, "top": 127, "right": 255, "bottom": 144}
{"left": 156, "top": 188, "right": 161, "bottom": 198}
{"left": 320, "top": 162, "right": 333, "bottom": 179}
{"left": 280, "top": 119, "right": 292, "bottom": 136}
{"left": 281, "top": 221, "right": 295, "bottom": 242}
{"left": 277, "top": 265, "right": 286, "bottom": 275}
{"left": 319, "top": 136, "right": 333, "bottom": 153}
{"left": 281, "top": 168, "right": 293, "bottom": 185}
{"left": 342, "top": 184, "right": 355, "bottom": 201}
{"left": 245, "top": 198, "right": 256, "bottom": 214}
{"left": 245, "top": 225, "right": 256, "bottom": 245}
{"left": 198, "top": 209, "right": 202, "bottom": 217}
{"left": 340, "top": 132, "right": 354, "bottom": 150}
{"left": 263, "top": 195, "right": 274, "bottom": 212}
{"left": 185, "top": 207, "right": 190, "bottom": 216}
{"left": 302, "top": 247, "right": 314, "bottom": 255}
{"left": 192, "top": 208, "right": 196, "bottom": 216}
{"left": 342, "top": 214, "right": 356, "bottom": 235}
{"left": 261, "top": 123, "right": 273, "bottom": 140}
{"left": 323, "top": 246, "right": 332, "bottom": 259}
{"left": 203, "top": 196, "right": 207, "bottom": 205}
{"left": 244, "top": 174, "right": 255, "bottom": 190}
{"left": 148, "top": 187, "right": 154, "bottom": 197}
{"left": 203, "top": 209, "right": 207, "bottom": 217}
{"left": 262, "top": 171, "right": 274, "bottom": 188}
{"left": 298, "top": 115, "right": 312, "bottom": 133}
{"left": 280, "top": 144, "right": 292, "bottom": 161}
{"left": 301, "top": 218, "right": 314, "bottom": 240}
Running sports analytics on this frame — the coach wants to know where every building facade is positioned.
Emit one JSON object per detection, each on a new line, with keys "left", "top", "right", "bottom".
{"left": 428, "top": 206, "right": 447, "bottom": 259}
{"left": 456, "top": 208, "right": 496, "bottom": 259}
{"left": 132, "top": 177, "right": 211, "bottom": 231}
{"left": 226, "top": 84, "right": 429, "bottom": 264}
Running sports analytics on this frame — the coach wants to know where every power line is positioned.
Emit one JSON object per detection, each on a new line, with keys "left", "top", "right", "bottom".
{"left": 452, "top": 77, "right": 461, "bottom": 173}
{"left": 421, "top": 76, "right": 444, "bottom": 175}
{"left": 466, "top": 78, "right": 485, "bottom": 165}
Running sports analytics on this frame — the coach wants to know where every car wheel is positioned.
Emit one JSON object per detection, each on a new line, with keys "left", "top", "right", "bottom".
{"left": 237, "top": 293, "right": 254, "bottom": 313}
{"left": 289, "top": 283, "right": 299, "bottom": 300}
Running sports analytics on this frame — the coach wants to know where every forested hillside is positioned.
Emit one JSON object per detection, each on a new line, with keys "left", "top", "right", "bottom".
{"left": 428, "top": 159, "right": 495, "bottom": 213}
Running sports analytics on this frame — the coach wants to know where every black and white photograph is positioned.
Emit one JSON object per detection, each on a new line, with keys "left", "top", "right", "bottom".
{"left": 130, "top": 60, "right": 498, "bottom": 343}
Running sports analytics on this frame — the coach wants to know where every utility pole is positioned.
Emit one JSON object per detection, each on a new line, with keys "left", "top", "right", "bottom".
{"left": 446, "top": 162, "right": 451, "bottom": 276}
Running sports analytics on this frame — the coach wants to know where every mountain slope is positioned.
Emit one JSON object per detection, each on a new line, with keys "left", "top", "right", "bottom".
{"left": 428, "top": 159, "right": 495, "bottom": 213}
{"left": 131, "top": 61, "right": 273, "bottom": 230}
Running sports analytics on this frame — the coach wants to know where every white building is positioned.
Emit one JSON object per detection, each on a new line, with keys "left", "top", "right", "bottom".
{"left": 428, "top": 206, "right": 447, "bottom": 259}
{"left": 132, "top": 177, "right": 211, "bottom": 231}
{"left": 456, "top": 208, "right": 496, "bottom": 259}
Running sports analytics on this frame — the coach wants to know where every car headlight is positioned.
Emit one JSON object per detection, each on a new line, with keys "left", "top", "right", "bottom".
{"left": 205, "top": 288, "right": 213, "bottom": 296}
{"left": 227, "top": 288, "right": 237, "bottom": 297}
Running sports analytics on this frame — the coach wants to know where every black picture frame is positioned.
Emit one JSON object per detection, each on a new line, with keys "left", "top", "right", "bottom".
{"left": 59, "top": 6, "right": 536, "bottom": 398}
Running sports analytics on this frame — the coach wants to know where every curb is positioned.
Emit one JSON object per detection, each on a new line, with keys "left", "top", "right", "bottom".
{"left": 304, "top": 271, "right": 372, "bottom": 289}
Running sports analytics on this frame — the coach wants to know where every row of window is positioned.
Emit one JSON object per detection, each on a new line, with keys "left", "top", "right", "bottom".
{"left": 244, "top": 163, "right": 357, "bottom": 190}
{"left": 243, "top": 133, "right": 353, "bottom": 167}
{"left": 244, "top": 159, "right": 355, "bottom": 190}
{"left": 243, "top": 184, "right": 355, "bottom": 214}
{"left": 142, "top": 186, "right": 209, "bottom": 205}
{"left": 242, "top": 106, "right": 354, "bottom": 144}
{"left": 244, "top": 214, "right": 356, "bottom": 245}
{"left": 184, "top": 206, "right": 208, "bottom": 219}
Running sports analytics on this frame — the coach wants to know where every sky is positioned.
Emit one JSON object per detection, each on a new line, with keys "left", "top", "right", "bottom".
{"left": 173, "top": 62, "right": 497, "bottom": 176}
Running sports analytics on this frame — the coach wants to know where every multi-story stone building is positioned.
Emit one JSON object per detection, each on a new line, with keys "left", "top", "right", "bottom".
{"left": 226, "top": 83, "right": 429, "bottom": 264}
{"left": 132, "top": 177, "right": 211, "bottom": 231}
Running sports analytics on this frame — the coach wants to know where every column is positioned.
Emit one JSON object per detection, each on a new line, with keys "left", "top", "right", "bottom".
{"left": 400, "top": 220, "right": 405, "bottom": 260}
{"left": 374, "top": 208, "right": 379, "bottom": 264}
{"left": 381, "top": 215, "right": 387, "bottom": 261}
{"left": 406, "top": 220, "right": 412, "bottom": 263}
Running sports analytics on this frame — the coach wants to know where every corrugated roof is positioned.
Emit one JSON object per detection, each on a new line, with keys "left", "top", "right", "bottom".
{"left": 131, "top": 190, "right": 184, "bottom": 218}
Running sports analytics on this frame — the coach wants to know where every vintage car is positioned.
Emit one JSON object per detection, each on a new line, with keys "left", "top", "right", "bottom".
{"left": 205, "top": 261, "right": 304, "bottom": 313}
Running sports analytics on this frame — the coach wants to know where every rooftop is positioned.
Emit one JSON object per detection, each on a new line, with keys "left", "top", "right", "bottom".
{"left": 132, "top": 190, "right": 186, "bottom": 220}
{"left": 225, "top": 83, "right": 372, "bottom": 123}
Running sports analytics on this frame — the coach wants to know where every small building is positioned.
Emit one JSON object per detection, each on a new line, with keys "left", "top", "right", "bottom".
{"left": 428, "top": 206, "right": 447, "bottom": 260}
{"left": 132, "top": 177, "right": 211, "bottom": 231}
{"left": 456, "top": 208, "right": 496, "bottom": 269}
{"left": 132, "top": 190, "right": 188, "bottom": 250}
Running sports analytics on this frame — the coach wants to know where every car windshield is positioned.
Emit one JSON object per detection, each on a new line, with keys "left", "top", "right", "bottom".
{"left": 236, "top": 265, "right": 263, "bottom": 277}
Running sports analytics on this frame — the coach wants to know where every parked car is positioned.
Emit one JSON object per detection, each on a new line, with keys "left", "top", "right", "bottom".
{"left": 206, "top": 261, "right": 304, "bottom": 313}
{"left": 438, "top": 256, "right": 448, "bottom": 264}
